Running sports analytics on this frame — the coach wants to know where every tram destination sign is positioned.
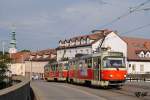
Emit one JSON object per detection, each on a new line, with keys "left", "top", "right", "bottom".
{"left": 109, "top": 52, "right": 123, "bottom": 57}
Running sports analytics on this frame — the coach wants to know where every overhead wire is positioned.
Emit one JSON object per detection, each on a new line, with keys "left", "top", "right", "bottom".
{"left": 100, "top": 0, "right": 150, "bottom": 28}
{"left": 122, "top": 23, "right": 150, "bottom": 35}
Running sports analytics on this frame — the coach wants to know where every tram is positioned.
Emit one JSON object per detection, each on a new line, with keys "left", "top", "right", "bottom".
{"left": 44, "top": 61, "right": 69, "bottom": 81}
{"left": 68, "top": 51, "right": 127, "bottom": 87}
{"left": 44, "top": 50, "right": 127, "bottom": 87}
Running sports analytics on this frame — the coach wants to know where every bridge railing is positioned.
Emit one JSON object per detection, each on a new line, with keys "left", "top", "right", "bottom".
{"left": 127, "top": 74, "right": 150, "bottom": 82}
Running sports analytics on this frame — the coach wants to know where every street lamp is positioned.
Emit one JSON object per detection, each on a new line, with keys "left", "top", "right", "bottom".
{"left": 29, "top": 58, "right": 32, "bottom": 81}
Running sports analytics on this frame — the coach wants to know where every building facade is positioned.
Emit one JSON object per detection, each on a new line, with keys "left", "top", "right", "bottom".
{"left": 57, "top": 29, "right": 150, "bottom": 74}
{"left": 123, "top": 37, "right": 150, "bottom": 74}
{"left": 57, "top": 29, "right": 127, "bottom": 62}
{"left": 25, "top": 49, "right": 56, "bottom": 79}
{"left": 10, "top": 52, "right": 30, "bottom": 76}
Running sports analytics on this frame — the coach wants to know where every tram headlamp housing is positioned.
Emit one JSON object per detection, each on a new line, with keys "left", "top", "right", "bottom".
{"left": 109, "top": 74, "right": 113, "bottom": 78}
{"left": 124, "top": 75, "right": 127, "bottom": 78}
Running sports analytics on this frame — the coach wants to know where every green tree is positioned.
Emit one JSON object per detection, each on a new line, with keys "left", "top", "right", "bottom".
{"left": 20, "top": 49, "right": 30, "bottom": 52}
{"left": 0, "top": 52, "right": 11, "bottom": 85}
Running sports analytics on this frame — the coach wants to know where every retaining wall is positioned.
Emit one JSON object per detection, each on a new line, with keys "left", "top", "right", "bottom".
{"left": 0, "top": 77, "right": 30, "bottom": 100}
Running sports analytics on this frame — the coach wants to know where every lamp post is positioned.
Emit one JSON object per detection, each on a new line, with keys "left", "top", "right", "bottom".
{"left": 29, "top": 58, "right": 32, "bottom": 80}
{"left": 2, "top": 41, "right": 5, "bottom": 55}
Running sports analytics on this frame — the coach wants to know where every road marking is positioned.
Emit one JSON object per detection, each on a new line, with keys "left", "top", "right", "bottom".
{"left": 50, "top": 83, "right": 107, "bottom": 100}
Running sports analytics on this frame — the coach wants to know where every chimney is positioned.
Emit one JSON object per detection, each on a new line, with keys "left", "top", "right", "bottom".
{"left": 144, "top": 42, "right": 150, "bottom": 49}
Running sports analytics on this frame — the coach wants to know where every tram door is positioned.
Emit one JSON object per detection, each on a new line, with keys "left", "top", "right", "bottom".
{"left": 93, "top": 57, "right": 101, "bottom": 81}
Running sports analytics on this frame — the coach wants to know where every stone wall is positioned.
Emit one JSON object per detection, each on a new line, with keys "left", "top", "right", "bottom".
{"left": 0, "top": 77, "right": 30, "bottom": 100}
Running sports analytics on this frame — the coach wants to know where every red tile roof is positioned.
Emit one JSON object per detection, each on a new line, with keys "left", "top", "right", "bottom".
{"left": 25, "top": 48, "right": 56, "bottom": 61}
{"left": 57, "top": 29, "right": 112, "bottom": 50}
{"left": 122, "top": 36, "right": 150, "bottom": 61}
{"left": 10, "top": 52, "right": 30, "bottom": 63}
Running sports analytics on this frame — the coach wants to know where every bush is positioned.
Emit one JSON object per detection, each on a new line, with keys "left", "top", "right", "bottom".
{"left": 0, "top": 53, "right": 11, "bottom": 88}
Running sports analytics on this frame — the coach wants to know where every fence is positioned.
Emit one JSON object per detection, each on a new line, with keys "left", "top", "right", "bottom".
{"left": 127, "top": 74, "right": 150, "bottom": 82}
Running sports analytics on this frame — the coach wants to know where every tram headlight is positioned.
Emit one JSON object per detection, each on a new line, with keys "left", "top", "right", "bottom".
{"left": 124, "top": 75, "right": 127, "bottom": 78}
{"left": 109, "top": 74, "right": 113, "bottom": 78}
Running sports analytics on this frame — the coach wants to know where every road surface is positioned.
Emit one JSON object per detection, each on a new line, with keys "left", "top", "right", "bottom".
{"left": 31, "top": 80, "right": 150, "bottom": 100}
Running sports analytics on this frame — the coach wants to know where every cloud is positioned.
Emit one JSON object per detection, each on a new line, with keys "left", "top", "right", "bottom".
{"left": 0, "top": 0, "right": 150, "bottom": 51}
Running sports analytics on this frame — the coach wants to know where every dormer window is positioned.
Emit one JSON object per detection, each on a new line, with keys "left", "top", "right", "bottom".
{"left": 37, "top": 55, "right": 41, "bottom": 58}
{"left": 59, "top": 40, "right": 65, "bottom": 47}
{"left": 145, "top": 52, "right": 150, "bottom": 58}
{"left": 59, "top": 41, "right": 62, "bottom": 46}
{"left": 87, "top": 37, "right": 90, "bottom": 44}
{"left": 80, "top": 38, "right": 85, "bottom": 45}
{"left": 30, "top": 55, "right": 35, "bottom": 59}
{"left": 139, "top": 51, "right": 145, "bottom": 58}
{"left": 64, "top": 40, "right": 69, "bottom": 47}
{"left": 69, "top": 40, "right": 72, "bottom": 46}
{"left": 76, "top": 39, "right": 80, "bottom": 45}
{"left": 43, "top": 54, "right": 49, "bottom": 58}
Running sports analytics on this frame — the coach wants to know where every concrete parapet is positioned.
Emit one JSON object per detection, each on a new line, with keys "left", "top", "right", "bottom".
{"left": 0, "top": 76, "right": 30, "bottom": 100}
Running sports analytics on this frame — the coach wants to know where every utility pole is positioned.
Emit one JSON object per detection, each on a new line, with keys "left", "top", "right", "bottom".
{"left": 2, "top": 41, "right": 5, "bottom": 55}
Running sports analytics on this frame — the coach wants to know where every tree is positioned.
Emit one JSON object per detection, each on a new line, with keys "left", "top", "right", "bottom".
{"left": 20, "top": 49, "right": 30, "bottom": 52}
{"left": 0, "top": 52, "right": 11, "bottom": 87}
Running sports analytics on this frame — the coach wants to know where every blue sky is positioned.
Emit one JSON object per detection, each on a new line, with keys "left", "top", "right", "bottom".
{"left": 0, "top": 0, "right": 150, "bottom": 51}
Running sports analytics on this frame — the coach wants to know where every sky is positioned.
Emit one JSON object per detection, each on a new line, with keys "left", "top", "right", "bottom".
{"left": 0, "top": 0, "right": 150, "bottom": 51}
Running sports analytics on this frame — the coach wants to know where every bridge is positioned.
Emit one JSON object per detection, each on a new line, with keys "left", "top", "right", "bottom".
{"left": 0, "top": 77, "right": 150, "bottom": 100}
{"left": 0, "top": 76, "right": 31, "bottom": 100}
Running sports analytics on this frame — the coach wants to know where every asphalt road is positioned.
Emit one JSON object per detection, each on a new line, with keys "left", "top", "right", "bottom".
{"left": 31, "top": 80, "right": 150, "bottom": 100}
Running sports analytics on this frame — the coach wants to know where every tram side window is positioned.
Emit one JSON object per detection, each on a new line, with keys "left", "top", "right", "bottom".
{"left": 51, "top": 65, "right": 55, "bottom": 71}
{"left": 87, "top": 59, "right": 92, "bottom": 68}
{"left": 64, "top": 63, "right": 69, "bottom": 70}
{"left": 93, "top": 57, "right": 101, "bottom": 69}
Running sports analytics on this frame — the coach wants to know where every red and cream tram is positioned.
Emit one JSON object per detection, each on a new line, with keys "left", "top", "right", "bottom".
{"left": 44, "top": 61, "right": 69, "bottom": 81}
{"left": 68, "top": 51, "right": 127, "bottom": 87}
{"left": 44, "top": 50, "right": 127, "bottom": 87}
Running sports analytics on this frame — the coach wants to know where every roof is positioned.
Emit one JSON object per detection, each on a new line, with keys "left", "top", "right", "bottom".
{"left": 10, "top": 52, "right": 30, "bottom": 63}
{"left": 122, "top": 36, "right": 150, "bottom": 61}
{"left": 25, "top": 48, "right": 57, "bottom": 61}
{"left": 57, "top": 29, "right": 112, "bottom": 50}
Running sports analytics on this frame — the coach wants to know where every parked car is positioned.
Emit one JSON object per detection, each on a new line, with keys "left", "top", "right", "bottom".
{"left": 32, "top": 75, "right": 39, "bottom": 80}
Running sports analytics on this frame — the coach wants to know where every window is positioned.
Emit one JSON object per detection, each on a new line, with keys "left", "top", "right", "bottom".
{"left": 86, "top": 49, "right": 89, "bottom": 54}
{"left": 145, "top": 52, "right": 150, "bottom": 57}
{"left": 139, "top": 51, "right": 145, "bottom": 58}
{"left": 129, "top": 64, "right": 131, "bottom": 68}
{"left": 103, "top": 57, "right": 124, "bottom": 68}
{"left": 87, "top": 58, "right": 92, "bottom": 68}
{"left": 132, "top": 64, "right": 136, "bottom": 72}
{"left": 140, "top": 65, "right": 144, "bottom": 72}
{"left": 87, "top": 38, "right": 90, "bottom": 44}
{"left": 76, "top": 50, "right": 78, "bottom": 53}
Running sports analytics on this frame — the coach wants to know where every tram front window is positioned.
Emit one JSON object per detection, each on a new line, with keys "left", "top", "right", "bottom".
{"left": 103, "top": 57, "right": 125, "bottom": 68}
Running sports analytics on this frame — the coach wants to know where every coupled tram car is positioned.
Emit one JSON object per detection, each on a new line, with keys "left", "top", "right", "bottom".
{"left": 44, "top": 51, "right": 127, "bottom": 87}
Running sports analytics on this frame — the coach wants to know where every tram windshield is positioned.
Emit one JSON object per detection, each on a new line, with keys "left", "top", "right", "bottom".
{"left": 103, "top": 57, "right": 125, "bottom": 68}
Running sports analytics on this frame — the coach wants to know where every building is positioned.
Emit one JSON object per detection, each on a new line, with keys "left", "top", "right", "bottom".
{"left": 56, "top": 29, "right": 127, "bottom": 62}
{"left": 57, "top": 29, "right": 150, "bottom": 74}
{"left": 25, "top": 49, "right": 56, "bottom": 79}
{"left": 123, "top": 37, "right": 150, "bottom": 74}
{"left": 10, "top": 51, "right": 30, "bottom": 76}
